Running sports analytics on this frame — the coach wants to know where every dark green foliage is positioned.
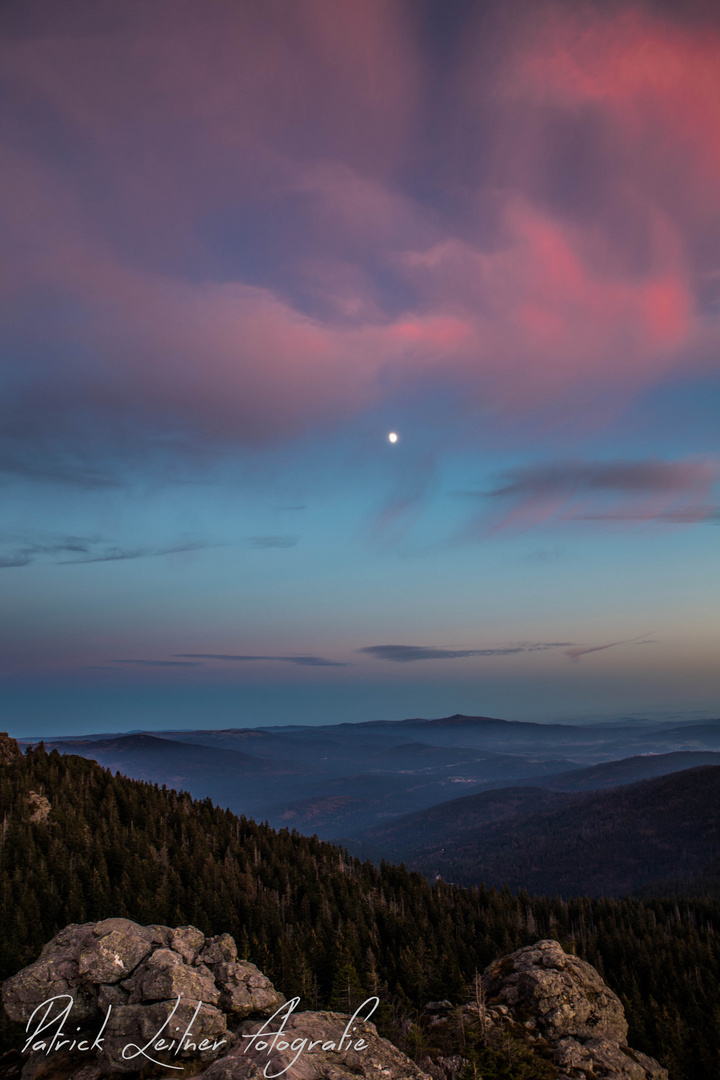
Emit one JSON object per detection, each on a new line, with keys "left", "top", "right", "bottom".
{"left": 462, "top": 1033, "right": 558, "bottom": 1080}
{"left": 1, "top": 747, "right": 719, "bottom": 1080}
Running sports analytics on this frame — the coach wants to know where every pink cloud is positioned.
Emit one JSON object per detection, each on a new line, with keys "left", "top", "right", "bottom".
{"left": 400, "top": 200, "right": 695, "bottom": 406}
{"left": 507, "top": 5, "right": 720, "bottom": 203}
{"left": 1, "top": 1, "right": 720, "bottom": 457}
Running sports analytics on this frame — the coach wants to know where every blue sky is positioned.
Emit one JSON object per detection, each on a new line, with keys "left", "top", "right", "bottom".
{"left": 1, "top": 0, "right": 719, "bottom": 735}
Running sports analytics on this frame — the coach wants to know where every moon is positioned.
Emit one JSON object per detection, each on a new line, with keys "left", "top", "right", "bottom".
{"left": 388, "top": 432, "right": 398, "bottom": 443}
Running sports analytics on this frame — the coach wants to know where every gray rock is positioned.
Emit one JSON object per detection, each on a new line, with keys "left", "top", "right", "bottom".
{"left": 554, "top": 1035, "right": 668, "bottom": 1079}
{"left": 170, "top": 925, "right": 206, "bottom": 964}
{"left": 1, "top": 921, "right": 287, "bottom": 1078}
{"left": 144, "top": 925, "right": 173, "bottom": 947}
{"left": 482, "top": 939, "right": 668, "bottom": 1080}
{"left": 483, "top": 938, "right": 627, "bottom": 1042}
{"left": 78, "top": 927, "right": 153, "bottom": 984}
{"left": 26, "top": 792, "right": 51, "bottom": 825}
{"left": 99, "top": 999, "right": 229, "bottom": 1073}
{"left": 37, "top": 922, "right": 97, "bottom": 962}
{"left": 1, "top": 923, "right": 98, "bottom": 1022}
{"left": 0, "top": 733, "right": 21, "bottom": 765}
{"left": 19, "top": 1058, "right": 103, "bottom": 1080}
{"left": 123, "top": 949, "right": 220, "bottom": 1005}
{"left": 420, "top": 1054, "right": 467, "bottom": 1080}
{"left": 199, "top": 934, "right": 239, "bottom": 967}
{"left": 213, "top": 961, "right": 284, "bottom": 1020}
{"left": 194, "top": 1008, "right": 432, "bottom": 1080}
{"left": 92, "top": 919, "right": 151, "bottom": 942}
{"left": 97, "top": 983, "right": 129, "bottom": 1012}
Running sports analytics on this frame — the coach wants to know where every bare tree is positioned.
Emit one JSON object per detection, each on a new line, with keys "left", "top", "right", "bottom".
{"left": 473, "top": 970, "right": 488, "bottom": 1048}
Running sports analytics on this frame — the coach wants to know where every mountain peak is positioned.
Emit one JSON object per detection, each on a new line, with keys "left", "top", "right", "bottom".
{"left": 408, "top": 713, "right": 510, "bottom": 727}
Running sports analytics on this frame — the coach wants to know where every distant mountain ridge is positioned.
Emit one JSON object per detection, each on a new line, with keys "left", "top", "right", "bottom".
{"left": 348, "top": 765, "right": 720, "bottom": 898}
{"left": 500, "top": 750, "right": 720, "bottom": 792}
{"left": 38, "top": 732, "right": 313, "bottom": 817}
{"left": 24, "top": 713, "right": 720, "bottom": 839}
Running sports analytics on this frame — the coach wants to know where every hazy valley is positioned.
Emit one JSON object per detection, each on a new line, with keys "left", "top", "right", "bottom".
{"left": 26, "top": 713, "right": 720, "bottom": 898}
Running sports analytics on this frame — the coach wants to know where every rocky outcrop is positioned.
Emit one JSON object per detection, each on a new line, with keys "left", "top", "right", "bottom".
{"left": 1, "top": 737, "right": 52, "bottom": 827}
{"left": 1, "top": 930, "right": 668, "bottom": 1080}
{"left": 1, "top": 922, "right": 431, "bottom": 1080}
{"left": 25, "top": 793, "right": 51, "bottom": 825}
{"left": 0, "top": 734, "right": 21, "bottom": 766}
{"left": 1, "top": 920, "right": 285, "bottom": 1076}
{"left": 480, "top": 939, "right": 668, "bottom": 1080}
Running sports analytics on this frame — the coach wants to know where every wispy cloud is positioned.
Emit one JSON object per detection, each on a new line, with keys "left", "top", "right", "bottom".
{"left": 0, "top": 534, "right": 218, "bottom": 569}
{"left": 0, "top": 535, "right": 97, "bottom": 569}
{"left": 572, "top": 510, "right": 720, "bottom": 524}
{"left": 359, "top": 643, "right": 571, "bottom": 663}
{"left": 472, "top": 458, "right": 718, "bottom": 532}
{"left": 176, "top": 653, "right": 347, "bottom": 667}
{"left": 110, "top": 659, "right": 203, "bottom": 668}
{"left": 565, "top": 636, "right": 654, "bottom": 662}
{"left": 0, "top": 529, "right": 298, "bottom": 570}
{"left": 246, "top": 536, "right": 299, "bottom": 549}
{"left": 489, "top": 460, "right": 715, "bottom": 498}
{"left": 58, "top": 541, "right": 215, "bottom": 565}
{"left": 0, "top": 447, "right": 122, "bottom": 489}
{"left": 0, "top": 554, "right": 33, "bottom": 568}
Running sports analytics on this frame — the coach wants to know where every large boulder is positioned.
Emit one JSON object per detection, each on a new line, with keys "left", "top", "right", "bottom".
{"left": 1, "top": 921, "right": 285, "bottom": 1076}
{"left": 2, "top": 923, "right": 100, "bottom": 1023}
{"left": 1, "top": 920, "right": 433, "bottom": 1080}
{"left": 483, "top": 938, "right": 628, "bottom": 1042}
{"left": 482, "top": 940, "right": 668, "bottom": 1080}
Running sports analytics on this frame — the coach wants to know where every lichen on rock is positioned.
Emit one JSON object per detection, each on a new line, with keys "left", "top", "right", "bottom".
{"left": 480, "top": 939, "right": 668, "bottom": 1080}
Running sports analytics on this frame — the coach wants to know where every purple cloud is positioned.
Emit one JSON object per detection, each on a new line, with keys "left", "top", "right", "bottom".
{"left": 176, "top": 654, "right": 347, "bottom": 667}
{"left": 476, "top": 458, "right": 717, "bottom": 531}
{"left": 359, "top": 643, "right": 571, "bottom": 663}
{"left": 565, "top": 636, "right": 654, "bottom": 663}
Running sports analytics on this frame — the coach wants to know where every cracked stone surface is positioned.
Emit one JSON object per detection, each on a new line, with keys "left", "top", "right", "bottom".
{"left": 1, "top": 921, "right": 285, "bottom": 1076}
{"left": 482, "top": 940, "right": 668, "bottom": 1080}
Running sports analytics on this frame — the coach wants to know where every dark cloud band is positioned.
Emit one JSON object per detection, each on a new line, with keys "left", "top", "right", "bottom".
{"left": 176, "top": 653, "right": 347, "bottom": 667}
{"left": 359, "top": 643, "right": 572, "bottom": 663}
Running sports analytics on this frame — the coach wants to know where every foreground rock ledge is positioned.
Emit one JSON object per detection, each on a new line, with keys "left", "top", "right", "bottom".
{"left": 481, "top": 939, "right": 668, "bottom": 1080}
{"left": 1, "top": 919, "right": 285, "bottom": 1077}
{"left": 1, "top": 924, "right": 667, "bottom": 1080}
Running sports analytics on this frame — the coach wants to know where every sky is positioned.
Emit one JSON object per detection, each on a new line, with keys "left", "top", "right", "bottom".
{"left": 1, "top": 0, "right": 719, "bottom": 736}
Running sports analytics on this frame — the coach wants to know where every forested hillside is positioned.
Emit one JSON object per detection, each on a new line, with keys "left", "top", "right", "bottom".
{"left": 350, "top": 766, "right": 720, "bottom": 897}
{"left": 2, "top": 745, "right": 719, "bottom": 1080}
